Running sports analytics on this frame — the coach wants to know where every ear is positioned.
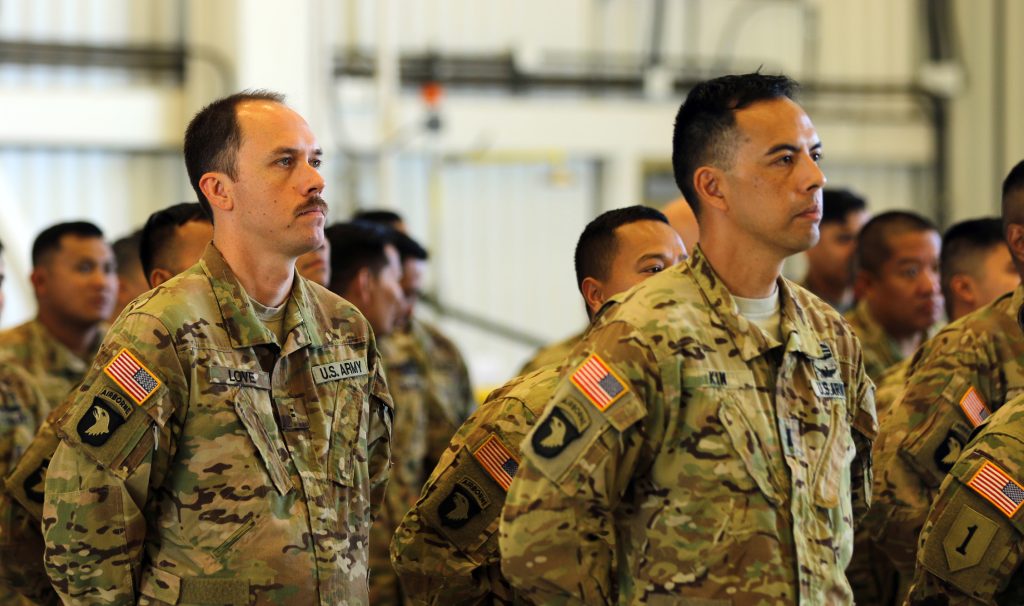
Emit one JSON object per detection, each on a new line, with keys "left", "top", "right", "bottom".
{"left": 853, "top": 269, "right": 873, "bottom": 299}
{"left": 1007, "top": 224, "right": 1024, "bottom": 267}
{"left": 149, "top": 268, "right": 174, "bottom": 289}
{"left": 580, "top": 277, "right": 605, "bottom": 317}
{"left": 199, "top": 171, "right": 233, "bottom": 213}
{"left": 693, "top": 166, "right": 728, "bottom": 213}
{"left": 29, "top": 267, "right": 45, "bottom": 296}
{"left": 948, "top": 274, "right": 977, "bottom": 309}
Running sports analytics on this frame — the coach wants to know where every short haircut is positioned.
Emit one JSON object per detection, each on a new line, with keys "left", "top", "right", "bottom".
{"left": 352, "top": 209, "right": 403, "bottom": 228}
{"left": 183, "top": 89, "right": 286, "bottom": 220}
{"left": 140, "top": 203, "right": 212, "bottom": 279}
{"left": 31, "top": 221, "right": 105, "bottom": 267}
{"left": 672, "top": 72, "right": 797, "bottom": 216}
{"left": 1001, "top": 159, "right": 1024, "bottom": 233}
{"left": 574, "top": 205, "right": 669, "bottom": 292}
{"left": 112, "top": 230, "right": 143, "bottom": 277}
{"left": 822, "top": 189, "right": 867, "bottom": 225}
{"left": 940, "top": 217, "right": 1005, "bottom": 315}
{"left": 325, "top": 221, "right": 396, "bottom": 295}
{"left": 855, "top": 210, "right": 938, "bottom": 275}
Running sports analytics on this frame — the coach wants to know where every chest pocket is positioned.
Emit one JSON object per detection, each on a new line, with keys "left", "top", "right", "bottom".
{"left": 310, "top": 346, "right": 371, "bottom": 488}
{"left": 233, "top": 389, "right": 292, "bottom": 496}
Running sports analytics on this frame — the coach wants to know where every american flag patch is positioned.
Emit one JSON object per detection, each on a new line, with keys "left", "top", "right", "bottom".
{"left": 472, "top": 434, "right": 519, "bottom": 491}
{"left": 968, "top": 461, "right": 1024, "bottom": 518}
{"left": 104, "top": 348, "right": 162, "bottom": 405}
{"left": 570, "top": 354, "right": 628, "bottom": 411}
{"left": 959, "top": 386, "right": 991, "bottom": 427}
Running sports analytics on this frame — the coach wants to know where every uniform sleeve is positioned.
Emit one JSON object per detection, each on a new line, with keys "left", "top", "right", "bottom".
{"left": 499, "top": 322, "right": 654, "bottom": 605}
{"left": 847, "top": 340, "right": 878, "bottom": 526}
{"left": 41, "top": 312, "right": 184, "bottom": 604}
{"left": 366, "top": 339, "right": 394, "bottom": 520}
{"left": 865, "top": 328, "right": 991, "bottom": 576}
{"left": 391, "top": 392, "right": 540, "bottom": 605}
{"left": 906, "top": 424, "right": 1024, "bottom": 605}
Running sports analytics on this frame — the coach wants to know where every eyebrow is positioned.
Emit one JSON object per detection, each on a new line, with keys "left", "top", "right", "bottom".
{"left": 635, "top": 252, "right": 673, "bottom": 264}
{"left": 271, "top": 147, "right": 323, "bottom": 157}
{"left": 765, "top": 141, "right": 823, "bottom": 156}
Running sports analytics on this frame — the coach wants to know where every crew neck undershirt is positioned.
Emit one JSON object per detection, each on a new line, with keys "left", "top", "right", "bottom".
{"left": 733, "top": 287, "right": 782, "bottom": 342}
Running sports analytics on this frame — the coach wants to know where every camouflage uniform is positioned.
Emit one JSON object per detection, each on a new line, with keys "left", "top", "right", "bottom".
{"left": 0, "top": 317, "right": 102, "bottom": 409}
{"left": 519, "top": 331, "right": 583, "bottom": 375}
{"left": 905, "top": 392, "right": 1024, "bottom": 605}
{"left": 40, "top": 245, "right": 394, "bottom": 605}
{"left": 499, "top": 246, "right": 877, "bottom": 605}
{"left": 391, "top": 365, "right": 561, "bottom": 605}
{"left": 369, "top": 318, "right": 476, "bottom": 605}
{"left": 865, "top": 287, "right": 1024, "bottom": 583}
{"left": 843, "top": 300, "right": 929, "bottom": 383}
{"left": 0, "top": 362, "right": 56, "bottom": 605}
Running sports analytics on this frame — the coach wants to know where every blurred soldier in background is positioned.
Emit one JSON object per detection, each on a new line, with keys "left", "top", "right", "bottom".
{"left": 844, "top": 210, "right": 943, "bottom": 382}
{"left": 139, "top": 202, "right": 213, "bottom": 288}
{"left": 111, "top": 229, "right": 147, "bottom": 319}
{"left": 297, "top": 240, "right": 331, "bottom": 287}
{"left": 0, "top": 221, "right": 116, "bottom": 408}
{"left": 500, "top": 72, "right": 876, "bottom": 604}
{"left": 803, "top": 188, "right": 868, "bottom": 312}
{"left": 391, "top": 205, "right": 685, "bottom": 604}
{"left": 865, "top": 159, "right": 1024, "bottom": 602}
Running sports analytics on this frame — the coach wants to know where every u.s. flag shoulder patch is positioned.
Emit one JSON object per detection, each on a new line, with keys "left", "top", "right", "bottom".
{"left": 472, "top": 433, "right": 519, "bottom": 491}
{"left": 959, "top": 386, "right": 991, "bottom": 428}
{"left": 570, "top": 354, "right": 629, "bottom": 412}
{"left": 103, "top": 348, "right": 162, "bottom": 405}
{"left": 967, "top": 460, "right": 1024, "bottom": 518}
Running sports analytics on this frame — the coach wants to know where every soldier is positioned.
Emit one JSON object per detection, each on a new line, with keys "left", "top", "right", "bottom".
{"left": 803, "top": 188, "right": 868, "bottom": 312}
{"left": 297, "top": 240, "right": 331, "bottom": 288}
{"left": 865, "top": 159, "right": 1024, "bottom": 600}
{"left": 499, "top": 73, "right": 876, "bottom": 604}
{"left": 391, "top": 205, "right": 685, "bottom": 605}
{"left": 3, "top": 201, "right": 218, "bottom": 604}
{"left": 904, "top": 390, "right": 1024, "bottom": 604}
{"left": 39, "top": 90, "right": 393, "bottom": 605}
{"left": 844, "top": 210, "right": 943, "bottom": 382}
{"left": 138, "top": 202, "right": 214, "bottom": 287}
{"left": 0, "top": 221, "right": 117, "bottom": 408}
{"left": 0, "top": 239, "right": 56, "bottom": 605}
{"left": 111, "top": 230, "right": 147, "bottom": 319}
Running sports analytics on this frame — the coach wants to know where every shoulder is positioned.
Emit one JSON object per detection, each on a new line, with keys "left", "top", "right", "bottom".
{"left": 0, "top": 320, "right": 37, "bottom": 348}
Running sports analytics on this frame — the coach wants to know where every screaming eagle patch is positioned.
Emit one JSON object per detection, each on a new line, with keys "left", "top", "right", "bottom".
{"left": 76, "top": 396, "right": 126, "bottom": 447}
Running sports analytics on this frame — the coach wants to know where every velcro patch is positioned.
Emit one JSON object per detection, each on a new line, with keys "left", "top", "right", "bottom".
{"left": 77, "top": 396, "right": 127, "bottom": 447}
{"left": 570, "top": 354, "right": 628, "bottom": 411}
{"left": 472, "top": 434, "right": 519, "bottom": 491}
{"left": 941, "top": 505, "right": 998, "bottom": 572}
{"left": 812, "top": 380, "right": 847, "bottom": 399}
{"left": 209, "top": 366, "right": 270, "bottom": 390}
{"left": 312, "top": 357, "right": 368, "bottom": 384}
{"left": 532, "top": 399, "right": 591, "bottom": 459}
{"left": 967, "top": 461, "right": 1024, "bottom": 518}
{"left": 438, "top": 476, "right": 489, "bottom": 529}
{"left": 959, "top": 386, "right": 991, "bottom": 428}
{"left": 104, "top": 348, "right": 161, "bottom": 405}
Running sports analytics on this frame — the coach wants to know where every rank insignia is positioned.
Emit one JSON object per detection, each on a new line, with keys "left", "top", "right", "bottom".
{"left": 958, "top": 387, "right": 991, "bottom": 428}
{"left": 968, "top": 460, "right": 1024, "bottom": 518}
{"left": 104, "top": 348, "right": 161, "bottom": 405}
{"left": 438, "top": 477, "right": 489, "bottom": 529}
{"left": 472, "top": 434, "right": 519, "bottom": 491}
{"left": 77, "top": 397, "right": 126, "bottom": 447}
{"left": 570, "top": 354, "right": 628, "bottom": 411}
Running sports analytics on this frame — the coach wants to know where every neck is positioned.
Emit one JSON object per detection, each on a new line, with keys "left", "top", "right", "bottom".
{"left": 803, "top": 272, "right": 852, "bottom": 307}
{"left": 700, "top": 231, "right": 785, "bottom": 298}
{"left": 36, "top": 309, "right": 99, "bottom": 359}
{"left": 870, "top": 304, "right": 925, "bottom": 356}
{"left": 214, "top": 234, "right": 295, "bottom": 307}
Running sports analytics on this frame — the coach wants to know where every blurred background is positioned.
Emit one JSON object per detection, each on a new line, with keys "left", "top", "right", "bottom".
{"left": 0, "top": 0, "right": 1021, "bottom": 388}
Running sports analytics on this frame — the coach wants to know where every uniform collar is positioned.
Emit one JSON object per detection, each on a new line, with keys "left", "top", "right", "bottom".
{"left": 199, "top": 243, "right": 331, "bottom": 351}
{"left": 28, "top": 318, "right": 101, "bottom": 374}
{"left": 686, "top": 245, "right": 824, "bottom": 362}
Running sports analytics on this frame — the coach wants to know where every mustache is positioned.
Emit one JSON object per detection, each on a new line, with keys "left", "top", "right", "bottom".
{"left": 296, "top": 195, "right": 328, "bottom": 217}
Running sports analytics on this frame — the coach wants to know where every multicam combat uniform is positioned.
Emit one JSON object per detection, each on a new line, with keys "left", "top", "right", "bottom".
{"left": 391, "top": 365, "right": 561, "bottom": 605}
{"left": 0, "top": 363, "right": 55, "bottom": 605}
{"left": 519, "top": 331, "right": 583, "bottom": 375}
{"left": 369, "top": 318, "right": 476, "bottom": 605}
{"left": 865, "top": 287, "right": 1024, "bottom": 582}
{"left": 40, "top": 245, "right": 393, "bottom": 605}
{"left": 843, "top": 300, "right": 924, "bottom": 383}
{"left": 906, "top": 392, "right": 1024, "bottom": 604}
{"left": 0, "top": 317, "right": 101, "bottom": 409}
{"left": 499, "top": 246, "right": 877, "bottom": 605}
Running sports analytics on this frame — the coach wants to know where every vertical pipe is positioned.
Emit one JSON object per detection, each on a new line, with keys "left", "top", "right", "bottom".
{"left": 375, "top": 0, "right": 399, "bottom": 208}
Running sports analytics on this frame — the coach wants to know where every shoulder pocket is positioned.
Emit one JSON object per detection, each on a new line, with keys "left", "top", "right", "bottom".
{"left": 902, "top": 376, "right": 981, "bottom": 489}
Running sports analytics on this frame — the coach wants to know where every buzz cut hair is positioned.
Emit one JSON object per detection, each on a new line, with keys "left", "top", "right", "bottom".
{"left": 855, "top": 210, "right": 938, "bottom": 275}
{"left": 672, "top": 72, "right": 798, "bottom": 217}
{"left": 822, "top": 189, "right": 867, "bottom": 225}
{"left": 31, "top": 221, "right": 105, "bottom": 267}
{"left": 1001, "top": 159, "right": 1024, "bottom": 234}
{"left": 574, "top": 205, "right": 669, "bottom": 292}
{"left": 325, "top": 221, "right": 397, "bottom": 296}
{"left": 940, "top": 217, "right": 1006, "bottom": 317}
{"left": 139, "top": 202, "right": 212, "bottom": 281}
{"left": 183, "top": 89, "right": 286, "bottom": 222}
